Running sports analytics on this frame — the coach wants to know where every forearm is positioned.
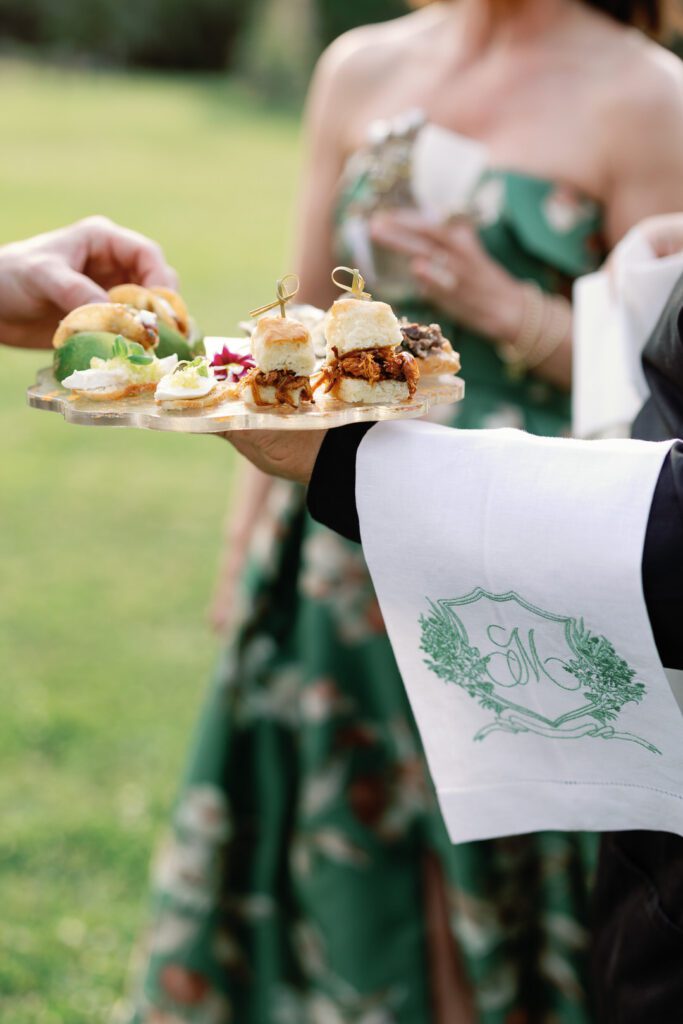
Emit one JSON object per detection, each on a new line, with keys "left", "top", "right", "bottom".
{"left": 494, "top": 283, "right": 573, "bottom": 392}
{"left": 227, "top": 461, "right": 274, "bottom": 545}
{"left": 527, "top": 329, "right": 572, "bottom": 391}
{"left": 210, "top": 462, "right": 275, "bottom": 633}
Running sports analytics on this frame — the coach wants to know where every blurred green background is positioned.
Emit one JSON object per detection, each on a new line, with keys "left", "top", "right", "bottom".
{"left": 0, "top": 61, "right": 302, "bottom": 1024}
{"left": 0, "top": 0, "right": 410, "bottom": 96}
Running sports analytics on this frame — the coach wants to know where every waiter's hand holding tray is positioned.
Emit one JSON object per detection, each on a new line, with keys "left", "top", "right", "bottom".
{"left": 26, "top": 269, "right": 464, "bottom": 433}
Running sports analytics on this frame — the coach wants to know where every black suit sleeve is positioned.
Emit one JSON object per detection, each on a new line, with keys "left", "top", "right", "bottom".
{"left": 308, "top": 427, "right": 683, "bottom": 668}
{"left": 642, "top": 441, "right": 683, "bottom": 669}
{"left": 307, "top": 422, "right": 374, "bottom": 543}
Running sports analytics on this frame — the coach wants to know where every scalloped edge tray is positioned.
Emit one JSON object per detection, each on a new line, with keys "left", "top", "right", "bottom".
{"left": 27, "top": 368, "right": 464, "bottom": 433}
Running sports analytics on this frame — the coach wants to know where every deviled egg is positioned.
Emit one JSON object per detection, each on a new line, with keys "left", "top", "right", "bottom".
{"left": 154, "top": 357, "right": 231, "bottom": 410}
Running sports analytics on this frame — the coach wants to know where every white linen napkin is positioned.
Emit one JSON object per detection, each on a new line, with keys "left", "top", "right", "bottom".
{"left": 357, "top": 421, "right": 683, "bottom": 843}
{"left": 573, "top": 225, "right": 683, "bottom": 439}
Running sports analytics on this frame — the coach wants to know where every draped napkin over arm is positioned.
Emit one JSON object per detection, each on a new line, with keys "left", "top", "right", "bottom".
{"left": 354, "top": 421, "right": 683, "bottom": 844}
{"left": 573, "top": 225, "right": 683, "bottom": 439}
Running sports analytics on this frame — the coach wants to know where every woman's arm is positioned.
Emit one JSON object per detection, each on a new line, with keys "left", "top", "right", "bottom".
{"left": 209, "top": 462, "right": 274, "bottom": 635}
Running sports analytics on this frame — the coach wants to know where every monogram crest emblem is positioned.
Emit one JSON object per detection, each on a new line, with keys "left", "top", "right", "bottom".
{"left": 419, "top": 590, "right": 659, "bottom": 753}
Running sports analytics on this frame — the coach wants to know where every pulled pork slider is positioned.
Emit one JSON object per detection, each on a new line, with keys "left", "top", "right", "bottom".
{"left": 240, "top": 316, "right": 316, "bottom": 408}
{"left": 317, "top": 296, "right": 419, "bottom": 404}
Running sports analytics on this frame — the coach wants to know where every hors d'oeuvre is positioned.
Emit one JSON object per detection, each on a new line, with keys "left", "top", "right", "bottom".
{"left": 109, "top": 284, "right": 190, "bottom": 339}
{"left": 62, "top": 336, "right": 177, "bottom": 401}
{"left": 155, "top": 357, "right": 230, "bottom": 411}
{"left": 108, "top": 284, "right": 198, "bottom": 361}
{"left": 52, "top": 286, "right": 199, "bottom": 383}
{"left": 240, "top": 317, "right": 315, "bottom": 409}
{"left": 239, "top": 302, "right": 326, "bottom": 352}
{"left": 287, "top": 304, "right": 327, "bottom": 359}
{"left": 399, "top": 320, "right": 461, "bottom": 377}
{"left": 316, "top": 268, "right": 419, "bottom": 404}
{"left": 53, "top": 301, "right": 159, "bottom": 352}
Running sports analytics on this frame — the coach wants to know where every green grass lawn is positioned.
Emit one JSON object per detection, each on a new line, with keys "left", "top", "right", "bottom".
{"left": 0, "top": 60, "right": 301, "bottom": 1023}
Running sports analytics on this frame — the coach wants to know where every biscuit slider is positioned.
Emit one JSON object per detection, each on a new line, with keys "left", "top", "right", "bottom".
{"left": 240, "top": 316, "right": 315, "bottom": 409}
{"left": 316, "top": 275, "right": 419, "bottom": 404}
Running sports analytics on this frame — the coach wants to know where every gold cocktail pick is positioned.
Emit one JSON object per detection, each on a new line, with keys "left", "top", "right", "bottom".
{"left": 331, "top": 266, "right": 371, "bottom": 300}
{"left": 249, "top": 273, "right": 300, "bottom": 319}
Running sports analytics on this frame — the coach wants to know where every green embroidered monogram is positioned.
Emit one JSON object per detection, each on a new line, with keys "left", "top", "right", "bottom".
{"left": 419, "top": 590, "right": 660, "bottom": 753}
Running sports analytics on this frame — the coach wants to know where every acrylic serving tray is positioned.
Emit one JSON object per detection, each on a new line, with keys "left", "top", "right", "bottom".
{"left": 27, "top": 368, "right": 464, "bottom": 434}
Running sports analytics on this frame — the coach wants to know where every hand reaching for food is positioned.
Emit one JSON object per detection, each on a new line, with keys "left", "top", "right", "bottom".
{"left": 0, "top": 216, "right": 178, "bottom": 348}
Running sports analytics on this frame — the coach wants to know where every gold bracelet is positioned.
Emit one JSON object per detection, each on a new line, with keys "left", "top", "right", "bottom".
{"left": 497, "top": 281, "right": 545, "bottom": 378}
{"left": 524, "top": 294, "right": 571, "bottom": 371}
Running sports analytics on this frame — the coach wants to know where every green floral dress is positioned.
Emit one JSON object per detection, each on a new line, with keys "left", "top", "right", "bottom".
{"left": 123, "top": 140, "right": 605, "bottom": 1024}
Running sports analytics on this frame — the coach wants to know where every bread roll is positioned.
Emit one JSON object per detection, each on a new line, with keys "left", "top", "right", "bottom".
{"left": 251, "top": 316, "right": 316, "bottom": 376}
{"left": 418, "top": 343, "right": 461, "bottom": 377}
{"left": 325, "top": 377, "right": 411, "bottom": 405}
{"left": 325, "top": 297, "right": 402, "bottom": 356}
{"left": 52, "top": 303, "right": 158, "bottom": 349}
{"left": 150, "top": 287, "right": 190, "bottom": 337}
{"left": 109, "top": 285, "right": 190, "bottom": 338}
{"left": 240, "top": 381, "right": 311, "bottom": 408}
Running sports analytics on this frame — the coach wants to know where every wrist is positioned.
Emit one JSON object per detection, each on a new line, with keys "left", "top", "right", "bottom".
{"left": 488, "top": 277, "right": 528, "bottom": 347}
{"left": 496, "top": 285, "right": 572, "bottom": 379}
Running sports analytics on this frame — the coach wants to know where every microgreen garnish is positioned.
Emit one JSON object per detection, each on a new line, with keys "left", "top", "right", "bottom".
{"left": 112, "top": 336, "right": 128, "bottom": 360}
{"left": 126, "top": 341, "right": 153, "bottom": 365}
{"left": 112, "top": 335, "right": 153, "bottom": 365}
{"left": 172, "top": 356, "right": 209, "bottom": 376}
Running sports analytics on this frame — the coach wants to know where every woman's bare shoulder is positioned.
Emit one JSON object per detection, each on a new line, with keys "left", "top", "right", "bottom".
{"left": 587, "top": 26, "right": 683, "bottom": 236}
{"left": 314, "top": 5, "right": 446, "bottom": 93}
{"left": 587, "top": 21, "right": 683, "bottom": 122}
